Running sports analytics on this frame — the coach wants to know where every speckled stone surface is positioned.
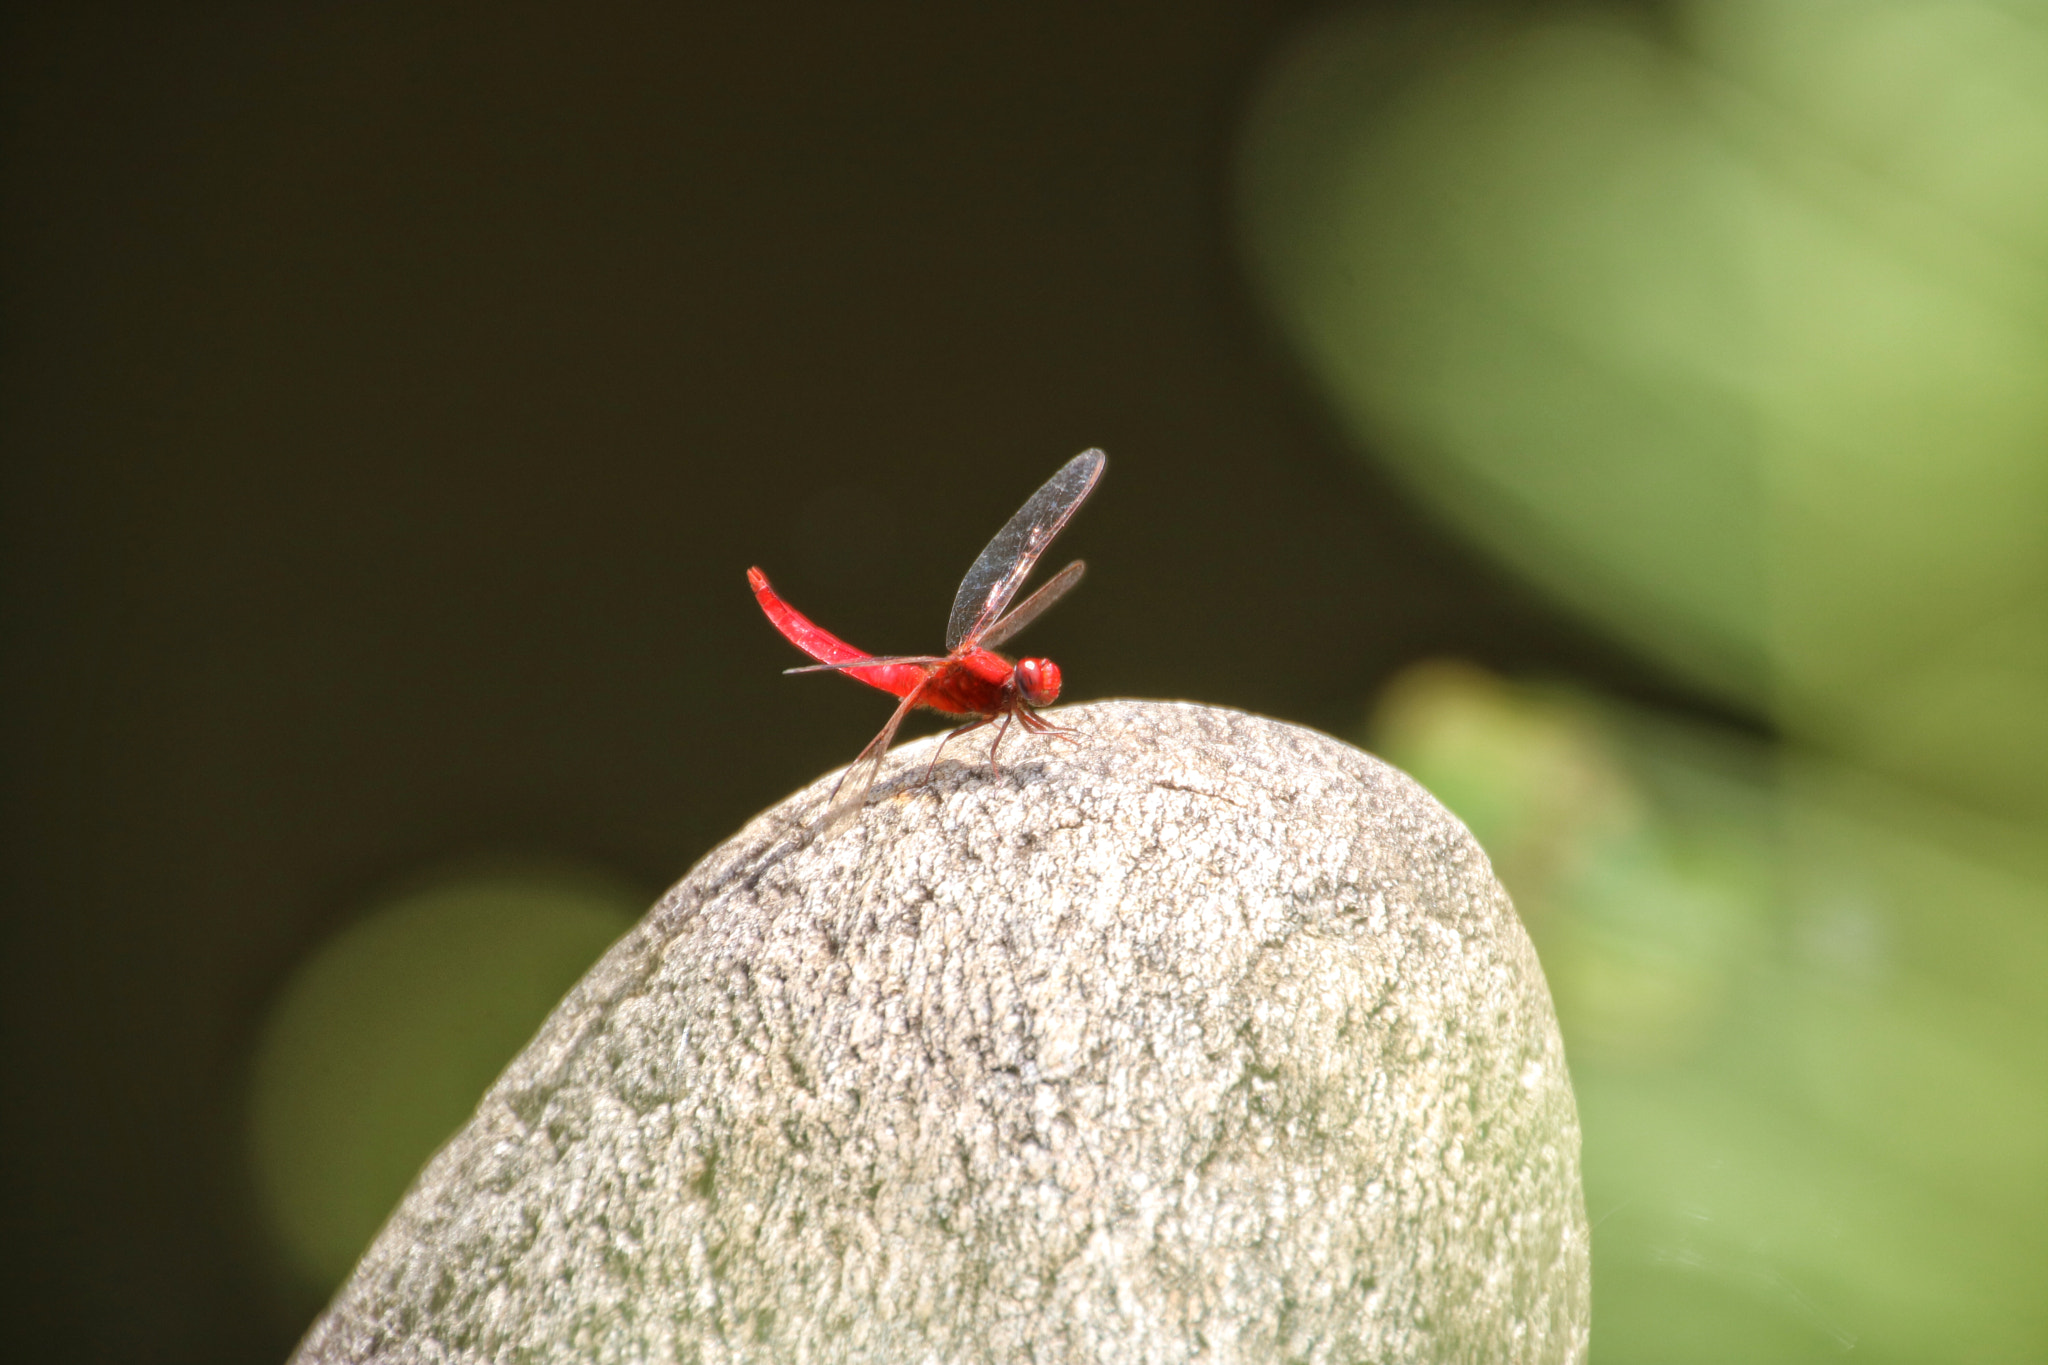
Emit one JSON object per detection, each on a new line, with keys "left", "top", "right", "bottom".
{"left": 292, "top": 700, "right": 1588, "bottom": 1364}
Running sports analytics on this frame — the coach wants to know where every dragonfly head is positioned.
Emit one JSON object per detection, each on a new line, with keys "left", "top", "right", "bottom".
{"left": 1014, "top": 657, "right": 1061, "bottom": 708}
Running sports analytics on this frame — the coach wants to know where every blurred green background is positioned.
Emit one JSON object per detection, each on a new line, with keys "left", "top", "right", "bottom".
{"left": 4, "top": 2, "right": 2041, "bottom": 1361}
{"left": 1242, "top": 2, "right": 2048, "bottom": 1360}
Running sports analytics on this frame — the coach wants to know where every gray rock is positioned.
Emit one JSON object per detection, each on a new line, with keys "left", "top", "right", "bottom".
{"left": 293, "top": 700, "right": 1588, "bottom": 1364}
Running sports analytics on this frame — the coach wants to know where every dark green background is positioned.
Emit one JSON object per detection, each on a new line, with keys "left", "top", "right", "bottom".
{"left": 1, "top": 4, "right": 1734, "bottom": 1361}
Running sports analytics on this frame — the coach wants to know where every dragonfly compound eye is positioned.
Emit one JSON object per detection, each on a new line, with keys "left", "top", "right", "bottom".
{"left": 1016, "top": 658, "right": 1061, "bottom": 707}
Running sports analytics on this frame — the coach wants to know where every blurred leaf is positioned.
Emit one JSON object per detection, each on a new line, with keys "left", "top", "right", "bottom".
{"left": 1370, "top": 661, "right": 2048, "bottom": 1360}
{"left": 1243, "top": 0, "right": 2048, "bottom": 815}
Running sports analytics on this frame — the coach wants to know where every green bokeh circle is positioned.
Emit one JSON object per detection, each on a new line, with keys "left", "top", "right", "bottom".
{"left": 247, "top": 865, "right": 640, "bottom": 1291}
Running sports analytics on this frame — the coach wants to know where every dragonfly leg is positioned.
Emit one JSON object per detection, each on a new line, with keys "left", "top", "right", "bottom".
{"left": 925, "top": 714, "right": 997, "bottom": 783}
{"left": 1018, "top": 706, "right": 1083, "bottom": 747}
{"left": 986, "top": 708, "right": 1017, "bottom": 777}
{"left": 819, "top": 681, "right": 929, "bottom": 840}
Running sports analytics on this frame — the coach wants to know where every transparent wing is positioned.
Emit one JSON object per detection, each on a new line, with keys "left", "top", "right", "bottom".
{"left": 977, "top": 560, "right": 1085, "bottom": 651}
{"left": 818, "top": 683, "right": 927, "bottom": 840}
{"left": 783, "top": 655, "right": 946, "bottom": 675}
{"left": 945, "top": 449, "right": 1105, "bottom": 651}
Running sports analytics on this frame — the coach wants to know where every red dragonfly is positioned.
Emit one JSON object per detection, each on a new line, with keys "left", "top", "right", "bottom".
{"left": 749, "top": 448, "right": 1105, "bottom": 837}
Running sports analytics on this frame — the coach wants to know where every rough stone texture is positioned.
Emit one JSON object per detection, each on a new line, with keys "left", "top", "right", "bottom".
{"left": 293, "top": 700, "right": 1589, "bottom": 1364}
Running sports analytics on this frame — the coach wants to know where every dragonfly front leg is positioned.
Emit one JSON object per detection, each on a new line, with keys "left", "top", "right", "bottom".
{"left": 1017, "top": 706, "right": 1082, "bottom": 749}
